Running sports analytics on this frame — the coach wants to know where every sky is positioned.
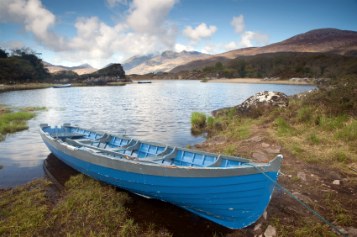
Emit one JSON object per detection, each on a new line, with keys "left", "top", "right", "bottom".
{"left": 1, "top": 0, "right": 357, "bottom": 68}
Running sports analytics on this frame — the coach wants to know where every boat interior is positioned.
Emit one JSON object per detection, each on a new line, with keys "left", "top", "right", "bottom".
{"left": 41, "top": 124, "right": 250, "bottom": 168}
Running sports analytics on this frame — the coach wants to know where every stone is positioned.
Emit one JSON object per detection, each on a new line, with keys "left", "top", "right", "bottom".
{"left": 252, "top": 152, "right": 269, "bottom": 162}
{"left": 347, "top": 227, "right": 357, "bottom": 237}
{"left": 292, "top": 191, "right": 314, "bottom": 204}
{"left": 261, "top": 142, "right": 270, "bottom": 148}
{"left": 297, "top": 172, "right": 307, "bottom": 181}
{"left": 266, "top": 147, "right": 281, "bottom": 154}
{"left": 254, "top": 223, "right": 262, "bottom": 232}
{"left": 264, "top": 225, "right": 276, "bottom": 237}
{"left": 235, "top": 91, "right": 289, "bottom": 117}
{"left": 263, "top": 211, "right": 268, "bottom": 220}
{"left": 212, "top": 91, "right": 289, "bottom": 118}
{"left": 332, "top": 180, "right": 340, "bottom": 185}
{"left": 248, "top": 136, "right": 263, "bottom": 142}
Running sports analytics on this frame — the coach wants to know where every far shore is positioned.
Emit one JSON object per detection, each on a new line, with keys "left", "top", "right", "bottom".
{"left": 207, "top": 78, "right": 315, "bottom": 85}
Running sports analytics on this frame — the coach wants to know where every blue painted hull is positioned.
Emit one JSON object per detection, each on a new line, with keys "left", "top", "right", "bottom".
{"left": 40, "top": 124, "right": 282, "bottom": 229}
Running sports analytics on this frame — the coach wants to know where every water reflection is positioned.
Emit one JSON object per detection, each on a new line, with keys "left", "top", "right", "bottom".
{"left": 0, "top": 80, "right": 315, "bottom": 187}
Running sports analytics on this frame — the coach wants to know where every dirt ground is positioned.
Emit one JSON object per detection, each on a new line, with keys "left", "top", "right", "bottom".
{"left": 195, "top": 123, "right": 357, "bottom": 237}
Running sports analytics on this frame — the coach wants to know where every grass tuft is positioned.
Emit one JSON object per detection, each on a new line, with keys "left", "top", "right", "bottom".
{"left": 191, "top": 112, "right": 207, "bottom": 129}
{"left": 0, "top": 105, "right": 45, "bottom": 141}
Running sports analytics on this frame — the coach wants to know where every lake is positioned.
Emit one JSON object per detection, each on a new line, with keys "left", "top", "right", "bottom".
{"left": 0, "top": 80, "right": 315, "bottom": 187}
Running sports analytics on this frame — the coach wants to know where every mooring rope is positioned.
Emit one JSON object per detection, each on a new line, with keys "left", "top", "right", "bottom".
{"left": 248, "top": 163, "right": 347, "bottom": 237}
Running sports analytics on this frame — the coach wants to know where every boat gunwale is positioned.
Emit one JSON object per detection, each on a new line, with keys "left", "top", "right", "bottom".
{"left": 40, "top": 124, "right": 283, "bottom": 178}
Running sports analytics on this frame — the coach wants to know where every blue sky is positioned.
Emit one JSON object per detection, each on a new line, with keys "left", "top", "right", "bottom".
{"left": 1, "top": 0, "right": 356, "bottom": 68}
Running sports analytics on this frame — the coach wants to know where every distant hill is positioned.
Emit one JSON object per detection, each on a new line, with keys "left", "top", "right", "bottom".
{"left": 125, "top": 50, "right": 210, "bottom": 75}
{"left": 44, "top": 62, "right": 97, "bottom": 75}
{"left": 171, "top": 28, "right": 357, "bottom": 73}
{"left": 122, "top": 54, "right": 155, "bottom": 71}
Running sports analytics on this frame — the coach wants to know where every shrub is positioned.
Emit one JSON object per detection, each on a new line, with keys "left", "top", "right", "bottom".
{"left": 191, "top": 112, "right": 207, "bottom": 129}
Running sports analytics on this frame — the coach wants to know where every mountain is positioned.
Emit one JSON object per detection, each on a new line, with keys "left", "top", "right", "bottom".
{"left": 122, "top": 54, "right": 155, "bottom": 71}
{"left": 125, "top": 50, "right": 210, "bottom": 75}
{"left": 44, "top": 62, "right": 97, "bottom": 75}
{"left": 171, "top": 28, "right": 357, "bottom": 73}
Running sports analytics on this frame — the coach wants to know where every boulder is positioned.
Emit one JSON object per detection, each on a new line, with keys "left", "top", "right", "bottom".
{"left": 212, "top": 91, "right": 289, "bottom": 117}
{"left": 235, "top": 91, "right": 288, "bottom": 117}
{"left": 264, "top": 225, "right": 276, "bottom": 237}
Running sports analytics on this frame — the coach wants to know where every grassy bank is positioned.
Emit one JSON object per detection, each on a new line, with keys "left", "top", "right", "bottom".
{"left": 0, "top": 105, "right": 45, "bottom": 141}
{"left": 192, "top": 76, "right": 357, "bottom": 236}
{"left": 0, "top": 83, "right": 54, "bottom": 93}
{"left": 0, "top": 175, "right": 172, "bottom": 236}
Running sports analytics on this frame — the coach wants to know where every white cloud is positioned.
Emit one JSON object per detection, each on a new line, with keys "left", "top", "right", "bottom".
{"left": 0, "top": 0, "right": 178, "bottom": 68}
{"left": 201, "top": 44, "right": 217, "bottom": 54}
{"left": 0, "top": 0, "right": 64, "bottom": 50}
{"left": 231, "top": 15, "right": 244, "bottom": 34}
{"left": 174, "top": 43, "right": 194, "bottom": 52}
{"left": 127, "top": 0, "right": 176, "bottom": 35}
{"left": 228, "top": 15, "right": 269, "bottom": 50}
{"left": 240, "top": 31, "right": 269, "bottom": 47}
{"left": 224, "top": 41, "right": 238, "bottom": 51}
{"left": 183, "top": 23, "right": 217, "bottom": 42}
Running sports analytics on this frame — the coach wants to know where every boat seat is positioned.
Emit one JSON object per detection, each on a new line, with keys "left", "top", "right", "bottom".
{"left": 65, "top": 138, "right": 136, "bottom": 159}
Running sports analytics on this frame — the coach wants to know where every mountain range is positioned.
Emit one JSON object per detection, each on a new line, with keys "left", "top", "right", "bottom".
{"left": 44, "top": 28, "right": 357, "bottom": 76}
{"left": 44, "top": 62, "right": 97, "bottom": 75}
{"left": 122, "top": 50, "right": 210, "bottom": 75}
{"left": 171, "top": 28, "right": 357, "bottom": 73}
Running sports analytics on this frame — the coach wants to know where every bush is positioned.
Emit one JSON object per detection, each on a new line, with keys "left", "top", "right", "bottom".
{"left": 304, "top": 76, "right": 357, "bottom": 116}
{"left": 191, "top": 112, "right": 207, "bottom": 129}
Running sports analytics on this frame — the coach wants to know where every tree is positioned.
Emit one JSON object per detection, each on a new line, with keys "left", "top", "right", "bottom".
{"left": 0, "top": 47, "right": 50, "bottom": 83}
{"left": 214, "top": 62, "right": 224, "bottom": 72}
{"left": 0, "top": 48, "right": 8, "bottom": 58}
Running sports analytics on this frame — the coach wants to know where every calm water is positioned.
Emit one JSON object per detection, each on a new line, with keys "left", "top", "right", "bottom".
{"left": 0, "top": 80, "right": 315, "bottom": 187}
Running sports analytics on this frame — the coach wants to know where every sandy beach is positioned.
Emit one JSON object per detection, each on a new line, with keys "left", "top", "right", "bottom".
{"left": 208, "top": 78, "right": 314, "bottom": 85}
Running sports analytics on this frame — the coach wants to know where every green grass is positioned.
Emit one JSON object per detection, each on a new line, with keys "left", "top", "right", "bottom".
{"left": 274, "top": 117, "right": 296, "bottom": 136}
{"left": 0, "top": 111, "right": 35, "bottom": 139}
{"left": 0, "top": 175, "right": 172, "bottom": 236}
{"left": 335, "top": 120, "right": 357, "bottom": 142}
{"left": 0, "top": 106, "right": 45, "bottom": 141}
{"left": 20, "top": 106, "right": 47, "bottom": 112}
{"left": 0, "top": 179, "right": 50, "bottom": 236}
{"left": 191, "top": 112, "right": 207, "bottom": 129}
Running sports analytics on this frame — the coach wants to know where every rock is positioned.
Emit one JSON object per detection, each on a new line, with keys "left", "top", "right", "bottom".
{"left": 264, "top": 225, "right": 276, "bottom": 237}
{"left": 212, "top": 91, "right": 289, "bottom": 118}
{"left": 252, "top": 151, "right": 269, "bottom": 162}
{"left": 263, "top": 211, "right": 268, "bottom": 220}
{"left": 265, "top": 146, "right": 281, "bottom": 154}
{"left": 261, "top": 142, "right": 270, "bottom": 148}
{"left": 292, "top": 191, "right": 313, "bottom": 204}
{"left": 254, "top": 223, "right": 262, "bottom": 232}
{"left": 332, "top": 180, "right": 340, "bottom": 185}
{"left": 235, "top": 91, "right": 289, "bottom": 117}
{"left": 347, "top": 227, "right": 357, "bottom": 237}
{"left": 297, "top": 172, "right": 307, "bottom": 181}
{"left": 247, "top": 136, "right": 263, "bottom": 142}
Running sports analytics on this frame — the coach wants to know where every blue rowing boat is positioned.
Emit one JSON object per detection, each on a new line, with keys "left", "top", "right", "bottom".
{"left": 40, "top": 123, "right": 283, "bottom": 229}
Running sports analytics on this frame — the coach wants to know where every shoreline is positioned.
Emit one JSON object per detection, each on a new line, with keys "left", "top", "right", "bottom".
{"left": 208, "top": 78, "right": 315, "bottom": 85}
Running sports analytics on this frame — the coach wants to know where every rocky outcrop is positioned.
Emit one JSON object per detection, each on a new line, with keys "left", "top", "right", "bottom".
{"left": 213, "top": 91, "right": 289, "bottom": 117}
{"left": 81, "top": 63, "right": 131, "bottom": 85}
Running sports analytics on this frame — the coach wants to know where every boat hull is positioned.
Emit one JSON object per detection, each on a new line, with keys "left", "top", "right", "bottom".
{"left": 41, "top": 127, "right": 281, "bottom": 229}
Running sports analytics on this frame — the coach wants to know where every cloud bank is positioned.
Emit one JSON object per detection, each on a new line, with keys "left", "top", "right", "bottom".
{"left": 0, "top": 0, "right": 178, "bottom": 67}
{"left": 0, "top": 1, "right": 269, "bottom": 67}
